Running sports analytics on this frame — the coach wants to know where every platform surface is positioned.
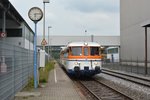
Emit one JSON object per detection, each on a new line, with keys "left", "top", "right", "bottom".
{"left": 15, "top": 63, "right": 83, "bottom": 100}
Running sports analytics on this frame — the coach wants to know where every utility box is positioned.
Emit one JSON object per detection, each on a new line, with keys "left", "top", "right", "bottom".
{"left": 39, "top": 50, "right": 45, "bottom": 67}
{"left": 43, "top": 0, "right": 49, "bottom": 3}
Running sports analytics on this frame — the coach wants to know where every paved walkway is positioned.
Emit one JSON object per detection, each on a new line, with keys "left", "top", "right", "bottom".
{"left": 15, "top": 63, "right": 83, "bottom": 100}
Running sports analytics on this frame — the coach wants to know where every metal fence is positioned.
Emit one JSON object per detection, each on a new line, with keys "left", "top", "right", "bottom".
{"left": 102, "top": 58, "right": 150, "bottom": 76}
{"left": 0, "top": 41, "right": 34, "bottom": 100}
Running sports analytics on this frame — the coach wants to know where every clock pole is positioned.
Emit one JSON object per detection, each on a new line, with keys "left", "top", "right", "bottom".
{"left": 28, "top": 7, "right": 43, "bottom": 88}
{"left": 33, "top": 21, "right": 38, "bottom": 88}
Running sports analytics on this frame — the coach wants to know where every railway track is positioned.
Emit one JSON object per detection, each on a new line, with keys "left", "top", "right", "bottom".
{"left": 102, "top": 68, "right": 150, "bottom": 87}
{"left": 74, "top": 78, "right": 132, "bottom": 100}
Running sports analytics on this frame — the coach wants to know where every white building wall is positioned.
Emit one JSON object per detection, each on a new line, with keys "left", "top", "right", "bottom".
{"left": 25, "top": 39, "right": 29, "bottom": 49}
{"left": 22, "top": 23, "right": 34, "bottom": 50}
{"left": 4, "top": 37, "right": 24, "bottom": 47}
{"left": 120, "top": 0, "right": 150, "bottom": 63}
{"left": 30, "top": 43, "right": 33, "bottom": 50}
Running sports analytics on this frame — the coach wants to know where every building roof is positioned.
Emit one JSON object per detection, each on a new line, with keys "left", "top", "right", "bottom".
{"left": 37, "top": 35, "right": 120, "bottom": 47}
{"left": 0, "top": 0, "right": 34, "bottom": 34}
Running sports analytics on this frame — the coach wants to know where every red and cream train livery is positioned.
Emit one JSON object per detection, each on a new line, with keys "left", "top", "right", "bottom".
{"left": 60, "top": 42, "right": 102, "bottom": 76}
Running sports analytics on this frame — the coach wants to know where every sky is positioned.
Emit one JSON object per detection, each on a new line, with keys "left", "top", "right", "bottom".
{"left": 9, "top": 0, "right": 120, "bottom": 36}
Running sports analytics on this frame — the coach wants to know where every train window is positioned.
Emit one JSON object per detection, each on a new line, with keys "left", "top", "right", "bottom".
{"left": 90, "top": 47, "right": 99, "bottom": 56}
{"left": 64, "top": 53, "right": 68, "bottom": 58}
{"left": 84, "top": 47, "right": 88, "bottom": 56}
{"left": 107, "top": 48, "right": 118, "bottom": 54}
{"left": 71, "top": 47, "right": 82, "bottom": 56}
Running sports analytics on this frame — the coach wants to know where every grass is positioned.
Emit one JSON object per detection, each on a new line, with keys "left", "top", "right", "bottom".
{"left": 39, "top": 61, "right": 55, "bottom": 83}
{"left": 23, "top": 77, "right": 34, "bottom": 91}
{"left": 23, "top": 61, "right": 55, "bottom": 91}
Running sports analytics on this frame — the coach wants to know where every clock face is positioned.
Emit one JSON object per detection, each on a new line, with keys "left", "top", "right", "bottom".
{"left": 28, "top": 7, "right": 43, "bottom": 22}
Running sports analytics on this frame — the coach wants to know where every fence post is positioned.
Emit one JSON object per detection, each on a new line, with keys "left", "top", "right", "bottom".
{"left": 137, "top": 57, "right": 139, "bottom": 74}
{"left": 125, "top": 60, "right": 127, "bottom": 72}
{"left": 13, "top": 46, "right": 15, "bottom": 98}
{"left": 119, "top": 58, "right": 122, "bottom": 70}
{"left": 131, "top": 57, "right": 132, "bottom": 73}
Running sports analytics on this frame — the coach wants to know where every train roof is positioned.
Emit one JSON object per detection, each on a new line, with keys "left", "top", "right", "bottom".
{"left": 106, "top": 46, "right": 119, "bottom": 49}
{"left": 67, "top": 42, "right": 100, "bottom": 47}
{"left": 60, "top": 46, "right": 67, "bottom": 52}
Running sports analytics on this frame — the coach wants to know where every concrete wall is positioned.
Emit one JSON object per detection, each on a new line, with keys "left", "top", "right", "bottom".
{"left": 120, "top": 0, "right": 150, "bottom": 63}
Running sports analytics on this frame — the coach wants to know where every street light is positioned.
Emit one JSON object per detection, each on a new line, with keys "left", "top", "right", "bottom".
{"left": 48, "top": 26, "right": 52, "bottom": 61}
{"left": 84, "top": 30, "right": 87, "bottom": 41}
{"left": 142, "top": 23, "right": 150, "bottom": 75}
{"left": 43, "top": 0, "right": 49, "bottom": 50}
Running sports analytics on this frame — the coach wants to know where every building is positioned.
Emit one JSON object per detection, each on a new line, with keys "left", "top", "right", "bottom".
{"left": 0, "top": 0, "right": 34, "bottom": 50}
{"left": 120, "top": 0, "right": 150, "bottom": 66}
{"left": 0, "top": 0, "right": 35, "bottom": 99}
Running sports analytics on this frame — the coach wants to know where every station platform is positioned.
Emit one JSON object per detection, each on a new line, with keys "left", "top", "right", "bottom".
{"left": 15, "top": 63, "right": 84, "bottom": 100}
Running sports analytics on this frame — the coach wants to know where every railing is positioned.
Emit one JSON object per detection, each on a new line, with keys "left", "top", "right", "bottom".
{"left": 102, "top": 58, "right": 150, "bottom": 76}
{"left": 0, "top": 41, "right": 34, "bottom": 100}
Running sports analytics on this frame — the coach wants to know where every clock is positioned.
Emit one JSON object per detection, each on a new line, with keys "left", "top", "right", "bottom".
{"left": 28, "top": 7, "right": 43, "bottom": 22}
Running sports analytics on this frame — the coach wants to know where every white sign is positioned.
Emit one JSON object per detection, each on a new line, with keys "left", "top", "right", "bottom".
{"left": 0, "top": 32, "right": 7, "bottom": 38}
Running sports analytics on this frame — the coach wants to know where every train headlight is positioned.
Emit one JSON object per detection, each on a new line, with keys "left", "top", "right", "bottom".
{"left": 74, "top": 62, "right": 78, "bottom": 65}
{"left": 94, "top": 62, "right": 98, "bottom": 65}
{"left": 84, "top": 42, "right": 88, "bottom": 46}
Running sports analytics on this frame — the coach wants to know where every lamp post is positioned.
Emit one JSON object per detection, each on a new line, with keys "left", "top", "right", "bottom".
{"left": 84, "top": 30, "right": 87, "bottom": 41}
{"left": 43, "top": 0, "right": 49, "bottom": 50}
{"left": 145, "top": 27, "right": 148, "bottom": 75}
{"left": 142, "top": 23, "right": 150, "bottom": 75}
{"left": 48, "top": 26, "right": 52, "bottom": 61}
{"left": 91, "top": 34, "right": 94, "bottom": 42}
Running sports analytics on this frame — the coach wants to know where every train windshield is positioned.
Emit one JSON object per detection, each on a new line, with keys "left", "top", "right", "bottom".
{"left": 107, "top": 48, "right": 118, "bottom": 54}
{"left": 71, "top": 47, "right": 82, "bottom": 56}
{"left": 84, "top": 47, "right": 88, "bottom": 56}
{"left": 90, "top": 47, "right": 99, "bottom": 56}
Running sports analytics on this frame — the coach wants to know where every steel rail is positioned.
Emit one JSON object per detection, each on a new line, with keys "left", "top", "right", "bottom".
{"left": 102, "top": 68, "right": 150, "bottom": 87}
{"left": 79, "top": 79, "right": 132, "bottom": 100}
{"left": 79, "top": 80, "right": 101, "bottom": 100}
{"left": 93, "top": 79, "right": 133, "bottom": 100}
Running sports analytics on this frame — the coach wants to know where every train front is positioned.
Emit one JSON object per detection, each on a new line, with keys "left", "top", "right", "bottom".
{"left": 66, "top": 42, "right": 102, "bottom": 77}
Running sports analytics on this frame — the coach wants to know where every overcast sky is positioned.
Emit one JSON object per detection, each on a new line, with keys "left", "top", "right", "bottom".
{"left": 9, "top": 0, "right": 120, "bottom": 36}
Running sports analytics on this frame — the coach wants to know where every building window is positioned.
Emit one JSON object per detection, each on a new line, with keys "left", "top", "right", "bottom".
{"left": 0, "top": 29, "right": 22, "bottom": 37}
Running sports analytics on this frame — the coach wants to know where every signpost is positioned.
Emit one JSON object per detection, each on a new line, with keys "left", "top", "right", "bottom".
{"left": 28, "top": 7, "right": 43, "bottom": 88}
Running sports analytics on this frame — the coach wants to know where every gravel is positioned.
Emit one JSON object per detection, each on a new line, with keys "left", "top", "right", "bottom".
{"left": 94, "top": 73, "right": 150, "bottom": 100}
